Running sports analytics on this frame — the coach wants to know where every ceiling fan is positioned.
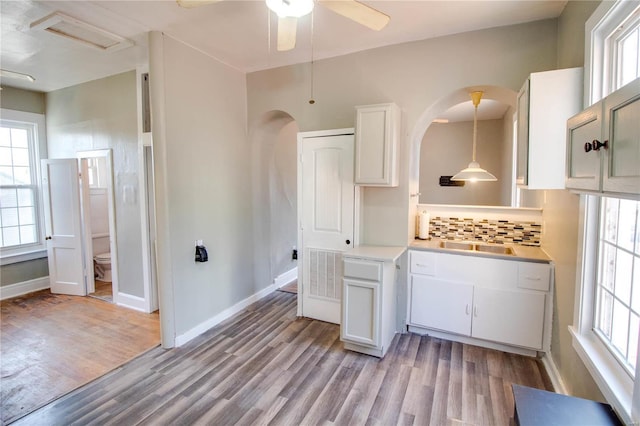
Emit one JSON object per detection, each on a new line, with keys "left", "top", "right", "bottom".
{"left": 176, "top": 0, "right": 390, "bottom": 51}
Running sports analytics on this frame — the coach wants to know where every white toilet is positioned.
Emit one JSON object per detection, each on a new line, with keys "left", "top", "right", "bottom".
{"left": 94, "top": 252, "right": 112, "bottom": 282}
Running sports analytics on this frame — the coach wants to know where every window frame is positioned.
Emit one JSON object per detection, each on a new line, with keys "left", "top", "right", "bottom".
{"left": 0, "top": 109, "right": 47, "bottom": 265}
{"left": 572, "top": 1, "right": 640, "bottom": 424}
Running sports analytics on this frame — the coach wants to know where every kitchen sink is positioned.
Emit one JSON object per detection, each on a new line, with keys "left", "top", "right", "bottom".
{"left": 439, "top": 241, "right": 475, "bottom": 251}
{"left": 475, "top": 244, "right": 514, "bottom": 255}
{"left": 438, "top": 240, "right": 515, "bottom": 255}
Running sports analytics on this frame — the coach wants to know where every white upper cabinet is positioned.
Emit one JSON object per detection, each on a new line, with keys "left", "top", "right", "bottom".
{"left": 566, "top": 101, "right": 603, "bottom": 191}
{"left": 602, "top": 78, "right": 640, "bottom": 195}
{"left": 354, "top": 103, "right": 400, "bottom": 187}
{"left": 516, "top": 67, "right": 583, "bottom": 189}
{"left": 566, "top": 77, "right": 640, "bottom": 197}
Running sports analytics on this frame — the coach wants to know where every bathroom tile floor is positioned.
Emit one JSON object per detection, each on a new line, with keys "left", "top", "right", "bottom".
{"left": 0, "top": 290, "right": 160, "bottom": 424}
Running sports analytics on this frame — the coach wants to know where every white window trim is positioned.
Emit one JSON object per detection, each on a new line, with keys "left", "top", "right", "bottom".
{"left": 572, "top": 1, "right": 640, "bottom": 423}
{"left": 0, "top": 108, "right": 47, "bottom": 265}
{"left": 571, "top": 195, "right": 636, "bottom": 424}
{"left": 585, "top": 0, "right": 640, "bottom": 106}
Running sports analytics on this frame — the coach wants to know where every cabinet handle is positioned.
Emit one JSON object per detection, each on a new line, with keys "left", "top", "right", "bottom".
{"left": 584, "top": 141, "right": 593, "bottom": 152}
{"left": 523, "top": 276, "right": 541, "bottom": 281}
{"left": 465, "top": 304, "right": 470, "bottom": 315}
{"left": 474, "top": 306, "right": 478, "bottom": 317}
{"left": 416, "top": 263, "right": 428, "bottom": 268}
{"left": 593, "top": 139, "right": 608, "bottom": 151}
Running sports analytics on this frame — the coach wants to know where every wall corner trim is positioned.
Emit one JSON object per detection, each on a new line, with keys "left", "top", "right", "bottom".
{"left": 0, "top": 277, "right": 50, "bottom": 301}
{"left": 274, "top": 267, "right": 298, "bottom": 288}
{"left": 175, "top": 282, "right": 280, "bottom": 347}
{"left": 541, "top": 353, "right": 568, "bottom": 395}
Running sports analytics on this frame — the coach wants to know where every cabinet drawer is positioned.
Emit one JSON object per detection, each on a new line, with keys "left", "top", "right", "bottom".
{"left": 518, "top": 263, "right": 551, "bottom": 291}
{"left": 410, "top": 251, "right": 437, "bottom": 276}
{"left": 344, "top": 259, "right": 382, "bottom": 281}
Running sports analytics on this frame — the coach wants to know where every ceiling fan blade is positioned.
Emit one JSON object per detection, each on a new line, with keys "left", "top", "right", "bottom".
{"left": 319, "top": 0, "right": 389, "bottom": 31}
{"left": 277, "top": 16, "right": 297, "bottom": 51}
{"left": 176, "top": 0, "right": 223, "bottom": 9}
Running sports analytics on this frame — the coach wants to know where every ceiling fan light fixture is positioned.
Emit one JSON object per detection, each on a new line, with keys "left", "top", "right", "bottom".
{"left": 266, "top": 0, "right": 314, "bottom": 18}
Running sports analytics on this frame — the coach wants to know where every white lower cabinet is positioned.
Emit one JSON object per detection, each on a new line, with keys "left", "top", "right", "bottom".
{"left": 410, "top": 276, "right": 473, "bottom": 336}
{"left": 471, "top": 287, "right": 546, "bottom": 350}
{"left": 343, "top": 278, "right": 379, "bottom": 347}
{"left": 341, "top": 253, "right": 399, "bottom": 358}
{"left": 408, "top": 250, "right": 552, "bottom": 355}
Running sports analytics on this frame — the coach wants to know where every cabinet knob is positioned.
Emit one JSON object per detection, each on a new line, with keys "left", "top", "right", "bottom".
{"left": 593, "top": 139, "right": 608, "bottom": 151}
{"left": 584, "top": 141, "right": 593, "bottom": 152}
{"left": 345, "top": 239, "right": 351, "bottom": 245}
{"left": 45, "top": 236, "right": 52, "bottom": 240}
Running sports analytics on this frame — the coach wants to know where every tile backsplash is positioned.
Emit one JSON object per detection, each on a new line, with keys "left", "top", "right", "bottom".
{"left": 427, "top": 216, "right": 541, "bottom": 246}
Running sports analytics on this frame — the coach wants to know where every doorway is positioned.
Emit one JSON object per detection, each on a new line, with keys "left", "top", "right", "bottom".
{"left": 78, "top": 150, "right": 118, "bottom": 303}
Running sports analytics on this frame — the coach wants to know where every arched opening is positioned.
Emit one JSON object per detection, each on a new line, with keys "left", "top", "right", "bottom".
{"left": 249, "top": 111, "right": 299, "bottom": 292}
{"left": 409, "top": 85, "right": 518, "bottom": 207}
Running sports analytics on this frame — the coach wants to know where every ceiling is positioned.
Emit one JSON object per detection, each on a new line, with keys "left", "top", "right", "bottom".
{"left": 1, "top": 0, "right": 568, "bottom": 105}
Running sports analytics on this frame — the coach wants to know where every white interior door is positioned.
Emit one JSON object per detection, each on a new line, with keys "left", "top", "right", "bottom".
{"left": 300, "top": 132, "right": 354, "bottom": 324}
{"left": 41, "top": 158, "right": 86, "bottom": 296}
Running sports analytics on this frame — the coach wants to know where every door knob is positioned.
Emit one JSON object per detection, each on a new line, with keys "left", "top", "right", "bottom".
{"left": 593, "top": 139, "right": 608, "bottom": 151}
{"left": 584, "top": 141, "right": 593, "bottom": 152}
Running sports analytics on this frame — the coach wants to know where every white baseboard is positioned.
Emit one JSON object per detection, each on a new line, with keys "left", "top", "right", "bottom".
{"left": 541, "top": 353, "right": 568, "bottom": 394}
{"left": 116, "top": 292, "right": 148, "bottom": 312}
{"left": 0, "top": 277, "right": 49, "bottom": 300}
{"left": 274, "top": 267, "right": 297, "bottom": 288}
{"left": 175, "top": 282, "right": 279, "bottom": 347}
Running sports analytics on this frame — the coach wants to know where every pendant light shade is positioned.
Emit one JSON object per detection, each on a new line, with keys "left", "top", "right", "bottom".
{"left": 451, "top": 91, "right": 497, "bottom": 182}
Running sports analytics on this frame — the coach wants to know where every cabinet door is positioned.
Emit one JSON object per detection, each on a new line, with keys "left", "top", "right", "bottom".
{"left": 409, "top": 275, "right": 473, "bottom": 336}
{"left": 354, "top": 103, "right": 399, "bottom": 186}
{"left": 566, "top": 102, "right": 603, "bottom": 191}
{"left": 342, "top": 278, "right": 379, "bottom": 347}
{"left": 602, "top": 78, "right": 640, "bottom": 195}
{"left": 516, "top": 78, "right": 530, "bottom": 186}
{"left": 472, "top": 287, "right": 545, "bottom": 350}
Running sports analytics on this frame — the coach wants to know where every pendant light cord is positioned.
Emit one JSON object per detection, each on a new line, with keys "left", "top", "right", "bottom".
{"left": 472, "top": 102, "right": 478, "bottom": 162}
{"left": 309, "top": 10, "right": 315, "bottom": 104}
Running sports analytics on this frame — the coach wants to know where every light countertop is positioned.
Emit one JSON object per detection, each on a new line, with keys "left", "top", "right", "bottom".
{"left": 344, "top": 245, "right": 406, "bottom": 262}
{"left": 409, "top": 239, "right": 552, "bottom": 263}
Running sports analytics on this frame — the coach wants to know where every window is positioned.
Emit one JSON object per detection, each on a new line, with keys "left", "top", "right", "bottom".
{"left": 571, "top": 1, "right": 640, "bottom": 424}
{"left": 595, "top": 198, "right": 640, "bottom": 376}
{"left": 0, "top": 109, "right": 46, "bottom": 264}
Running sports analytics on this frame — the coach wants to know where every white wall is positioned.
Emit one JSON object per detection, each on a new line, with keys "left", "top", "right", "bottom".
{"left": 419, "top": 118, "right": 507, "bottom": 206}
{"left": 46, "top": 71, "right": 144, "bottom": 298}
{"left": 248, "top": 19, "right": 559, "bottom": 247}
{"left": 149, "top": 33, "right": 252, "bottom": 341}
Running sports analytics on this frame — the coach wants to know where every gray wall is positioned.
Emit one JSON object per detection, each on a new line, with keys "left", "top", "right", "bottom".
{"left": 45, "top": 71, "right": 145, "bottom": 298}
{"left": 149, "top": 33, "right": 253, "bottom": 340}
{"left": 419, "top": 118, "right": 509, "bottom": 206}
{"left": 0, "top": 87, "right": 49, "bottom": 287}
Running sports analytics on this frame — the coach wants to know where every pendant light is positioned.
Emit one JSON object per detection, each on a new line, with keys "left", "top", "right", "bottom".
{"left": 451, "top": 91, "right": 497, "bottom": 182}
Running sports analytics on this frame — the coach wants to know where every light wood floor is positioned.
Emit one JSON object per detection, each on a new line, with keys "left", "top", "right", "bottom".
{"left": 1, "top": 290, "right": 160, "bottom": 424}
{"left": 15, "top": 291, "right": 552, "bottom": 425}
